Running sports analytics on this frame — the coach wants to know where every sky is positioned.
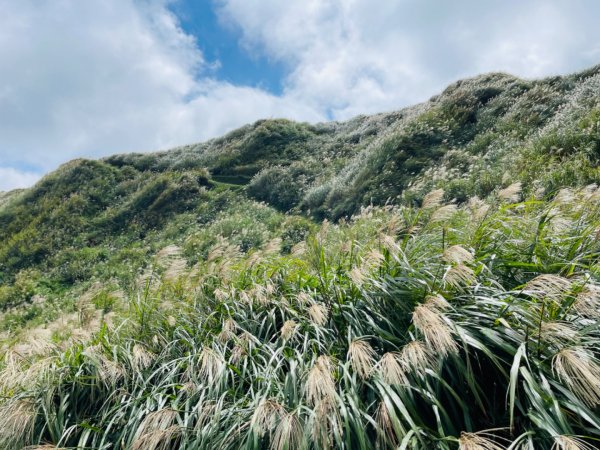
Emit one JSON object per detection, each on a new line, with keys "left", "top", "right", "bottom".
{"left": 1, "top": 0, "right": 599, "bottom": 191}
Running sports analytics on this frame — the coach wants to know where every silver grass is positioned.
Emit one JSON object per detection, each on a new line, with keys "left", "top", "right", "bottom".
{"left": 524, "top": 274, "right": 571, "bottom": 303}
{"left": 552, "top": 435, "right": 597, "bottom": 450}
{"left": 198, "top": 347, "right": 225, "bottom": 382}
{"left": 498, "top": 182, "right": 522, "bottom": 203}
{"left": 375, "top": 400, "right": 398, "bottom": 447}
{"left": 444, "top": 264, "right": 476, "bottom": 289}
{"left": 281, "top": 320, "right": 298, "bottom": 341}
{"left": 552, "top": 347, "right": 600, "bottom": 407}
{"left": 308, "top": 303, "right": 328, "bottom": 326}
{"left": 443, "top": 245, "right": 474, "bottom": 265}
{"left": 376, "top": 352, "right": 408, "bottom": 386}
{"left": 306, "top": 356, "right": 336, "bottom": 406}
{"left": 422, "top": 189, "right": 445, "bottom": 209}
{"left": 348, "top": 339, "right": 377, "bottom": 380}
{"left": 573, "top": 285, "right": 600, "bottom": 318}
{"left": 270, "top": 410, "right": 303, "bottom": 450}
{"left": 251, "top": 399, "right": 285, "bottom": 437}
{"left": 430, "top": 204, "right": 458, "bottom": 222}
{"left": 412, "top": 304, "right": 458, "bottom": 356}
{"left": 458, "top": 431, "right": 506, "bottom": 450}
{"left": 132, "top": 344, "right": 154, "bottom": 372}
{"left": 0, "top": 399, "right": 36, "bottom": 447}
{"left": 400, "top": 341, "right": 435, "bottom": 375}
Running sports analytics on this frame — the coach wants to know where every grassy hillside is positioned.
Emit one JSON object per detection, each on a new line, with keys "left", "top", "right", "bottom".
{"left": 0, "top": 66, "right": 599, "bottom": 449}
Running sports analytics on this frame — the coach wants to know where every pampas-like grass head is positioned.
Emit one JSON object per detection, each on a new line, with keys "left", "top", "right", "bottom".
{"left": 524, "top": 274, "right": 571, "bottom": 304}
{"left": 308, "top": 303, "right": 328, "bottom": 327}
{"left": 552, "top": 435, "right": 597, "bottom": 450}
{"left": 0, "top": 399, "right": 36, "bottom": 448}
{"left": 376, "top": 352, "right": 408, "bottom": 386}
{"left": 444, "top": 264, "right": 476, "bottom": 289}
{"left": 306, "top": 356, "right": 336, "bottom": 406}
{"left": 280, "top": 320, "right": 298, "bottom": 341}
{"left": 430, "top": 204, "right": 458, "bottom": 223}
{"left": 498, "top": 182, "right": 522, "bottom": 203}
{"left": 251, "top": 399, "right": 285, "bottom": 437}
{"left": 132, "top": 409, "right": 181, "bottom": 450}
{"left": 132, "top": 344, "right": 154, "bottom": 372}
{"left": 400, "top": 341, "right": 435, "bottom": 375}
{"left": 198, "top": 347, "right": 225, "bottom": 382}
{"left": 270, "top": 410, "right": 303, "bottom": 450}
{"left": 375, "top": 401, "right": 397, "bottom": 448}
{"left": 552, "top": 347, "right": 600, "bottom": 407}
{"left": 347, "top": 339, "right": 376, "bottom": 380}
{"left": 573, "top": 285, "right": 600, "bottom": 318}
{"left": 443, "top": 245, "right": 474, "bottom": 265}
{"left": 412, "top": 304, "right": 458, "bottom": 356}
{"left": 458, "top": 431, "right": 506, "bottom": 450}
{"left": 422, "top": 189, "right": 445, "bottom": 209}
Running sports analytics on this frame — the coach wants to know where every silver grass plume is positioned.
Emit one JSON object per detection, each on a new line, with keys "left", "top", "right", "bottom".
{"left": 443, "top": 245, "right": 474, "bottom": 265}
{"left": 306, "top": 356, "right": 336, "bottom": 406}
{"left": 412, "top": 304, "right": 458, "bottom": 356}
{"left": 552, "top": 347, "right": 600, "bottom": 407}
{"left": 347, "top": 339, "right": 377, "bottom": 380}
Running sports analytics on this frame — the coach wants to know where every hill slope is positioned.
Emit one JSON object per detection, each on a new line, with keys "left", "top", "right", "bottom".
{"left": 0, "top": 65, "right": 599, "bottom": 449}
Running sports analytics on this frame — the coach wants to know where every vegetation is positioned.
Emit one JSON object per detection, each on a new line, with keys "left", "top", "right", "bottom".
{"left": 0, "top": 65, "right": 599, "bottom": 449}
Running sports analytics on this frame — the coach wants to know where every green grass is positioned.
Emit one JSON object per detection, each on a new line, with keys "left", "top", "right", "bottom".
{"left": 1, "top": 186, "right": 599, "bottom": 449}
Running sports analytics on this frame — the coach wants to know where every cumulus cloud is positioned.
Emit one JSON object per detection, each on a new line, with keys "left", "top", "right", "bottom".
{"left": 0, "top": 0, "right": 323, "bottom": 189}
{"left": 217, "top": 0, "right": 600, "bottom": 118}
{"left": 1, "top": 0, "right": 600, "bottom": 190}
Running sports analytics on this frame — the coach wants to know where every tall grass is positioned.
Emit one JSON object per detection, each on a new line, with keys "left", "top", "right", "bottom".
{"left": 1, "top": 186, "right": 599, "bottom": 449}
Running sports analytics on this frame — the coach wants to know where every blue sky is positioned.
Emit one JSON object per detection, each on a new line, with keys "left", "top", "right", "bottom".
{"left": 169, "top": 1, "right": 286, "bottom": 95}
{"left": 1, "top": 0, "right": 600, "bottom": 191}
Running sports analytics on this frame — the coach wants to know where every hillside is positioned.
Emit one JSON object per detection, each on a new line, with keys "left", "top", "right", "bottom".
{"left": 0, "top": 66, "right": 599, "bottom": 449}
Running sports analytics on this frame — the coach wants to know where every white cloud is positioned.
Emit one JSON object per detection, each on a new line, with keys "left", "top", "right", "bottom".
{"left": 217, "top": 0, "right": 600, "bottom": 118}
{"left": 0, "top": 167, "right": 41, "bottom": 191}
{"left": 0, "top": 0, "right": 324, "bottom": 190}
{"left": 1, "top": 0, "right": 600, "bottom": 191}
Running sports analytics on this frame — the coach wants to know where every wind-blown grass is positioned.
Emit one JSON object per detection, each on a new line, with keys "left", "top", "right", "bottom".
{"left": 1, "top": 185, "right": 599, "bottom": 449}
